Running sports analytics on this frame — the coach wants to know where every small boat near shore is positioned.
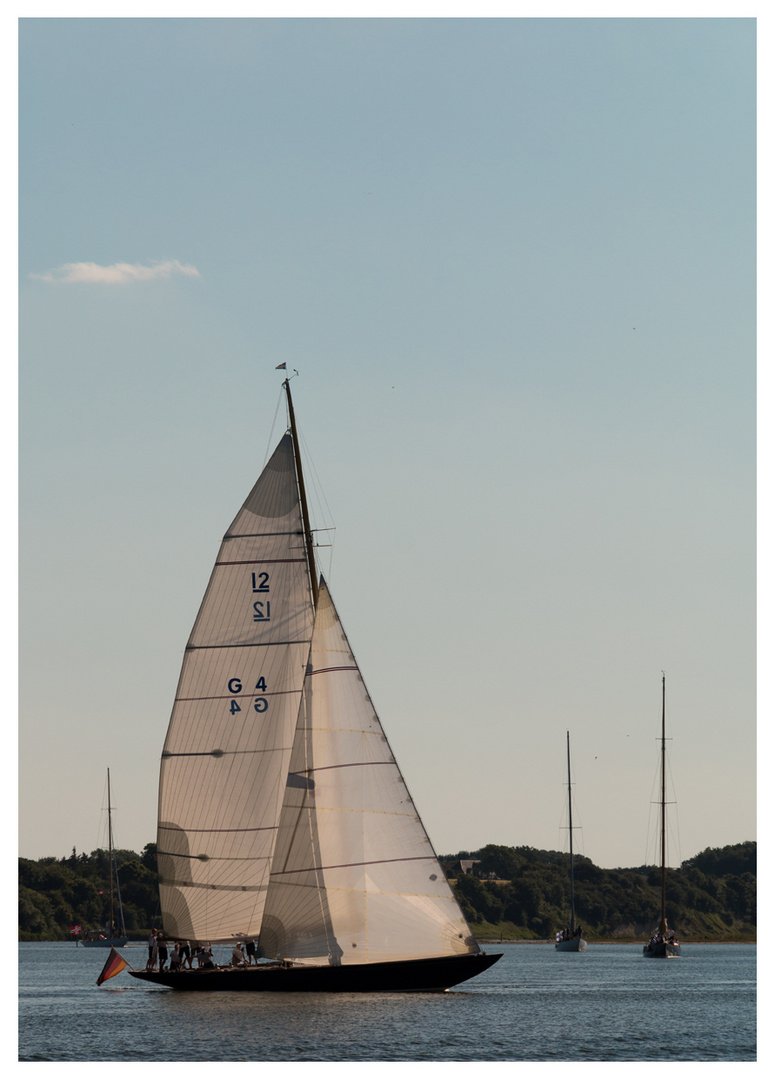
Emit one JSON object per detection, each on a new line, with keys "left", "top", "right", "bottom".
{"left": 82, "top": 769, "right": 128, "bottom": 948}
{"left": 643, "top": 675, "right": 681, "bottom": 958}
{"left": 555, "top": 731, "right": 586, "bottom": 952}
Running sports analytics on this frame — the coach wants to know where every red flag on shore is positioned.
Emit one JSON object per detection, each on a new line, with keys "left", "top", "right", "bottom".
{"left": 96, "top": 947, "right": 129, "bottom": 987}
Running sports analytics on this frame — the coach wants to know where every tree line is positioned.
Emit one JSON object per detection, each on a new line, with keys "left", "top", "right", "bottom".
{"left": 442, "top": 841, "right": 756, "bottom": 941}
{"left": 18, "top": 840, "right": 755, "bottom": 942}
{"left": 19, "top": 845, "right": 160, "bottom": 941}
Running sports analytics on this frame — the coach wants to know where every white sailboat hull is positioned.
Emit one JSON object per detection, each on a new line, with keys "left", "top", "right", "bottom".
{"left": 555, "top": 937, "right": 587, "bottom": 952}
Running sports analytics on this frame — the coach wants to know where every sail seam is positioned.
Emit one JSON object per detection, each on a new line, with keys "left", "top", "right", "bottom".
{"left": 223, "top": 531, "right": 304, "bottom": 539}
{"left": 309, "top": 665, "right": 359, "bottom": 676}
{"left": 175, "top": 690, "right": 302, "bottom": 703}
{"left": 158, "top": 827, "right": 278, "bottom": 835}
{"left": 269, "top": 855, "right": 437, "bottom": 877}
{"left": 215, "top": 559, "right": 306, "bottom": 566}
{"left": 186, "top": 640, "right": 311, "bottom": 650}
{"left": 303, "top": 760, "right": 397, "bottom": 773}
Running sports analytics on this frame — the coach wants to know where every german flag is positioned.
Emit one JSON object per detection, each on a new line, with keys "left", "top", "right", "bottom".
{"left": 96, "top": 947, "right": 129, "bottom": 986}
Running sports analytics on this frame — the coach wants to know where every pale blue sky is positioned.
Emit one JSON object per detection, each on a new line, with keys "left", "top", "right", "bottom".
{"left": 18, "top": 15, "right": 756, "bottom": 869}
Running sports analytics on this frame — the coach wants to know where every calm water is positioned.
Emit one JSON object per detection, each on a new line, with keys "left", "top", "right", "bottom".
{"left": 18, "top": 941, "right": 755, "bottom": 1062}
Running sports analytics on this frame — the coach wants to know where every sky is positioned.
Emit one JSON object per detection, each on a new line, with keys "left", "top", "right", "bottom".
{"left": 17, "top": 12, "right": 757, "bottom": 872}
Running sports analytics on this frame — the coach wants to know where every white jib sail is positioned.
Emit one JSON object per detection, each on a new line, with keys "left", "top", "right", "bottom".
{"left": 259, "top": 579, "right": 480, "bottom": 965}
{"left": 156, "top": 434, "right": 314, "bottom": 943}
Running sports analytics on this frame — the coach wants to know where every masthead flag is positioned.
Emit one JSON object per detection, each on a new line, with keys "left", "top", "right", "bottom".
{"left": 275, "top": 362, "right": 286, "bottom": 369}
{"left": 96, "top": 947, "right": 129, "bottom": 986}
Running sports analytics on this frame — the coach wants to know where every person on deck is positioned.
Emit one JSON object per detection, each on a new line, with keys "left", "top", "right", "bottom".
{"left": 146, "top": 929, "right": 158, "bottom": 971}
{"left": 196, "top": 944, "right": 215, "bottom": 969}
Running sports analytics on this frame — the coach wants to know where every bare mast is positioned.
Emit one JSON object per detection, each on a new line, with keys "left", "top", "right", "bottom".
{"left": 659, "top": 675, "right": 667, "bottom": 934}
{"left": 283, "top": 379, "right": 319, "bottom": 610}
{"left": 107, "top": 768, "right": 114, "bottom": 937}
{"left": 106, "top": 767, "right": 126, "bottom": 938}
{"left": 566, "top": 731, "right": 576, "bottom": 935}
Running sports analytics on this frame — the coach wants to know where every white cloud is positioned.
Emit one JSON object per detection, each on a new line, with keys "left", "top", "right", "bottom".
{"left": 30, "top": 259, "right": 201, "bottom": 284}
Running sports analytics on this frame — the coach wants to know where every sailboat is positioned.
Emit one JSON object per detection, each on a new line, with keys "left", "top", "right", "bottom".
{"left": 643, "top": 675, "right": 681, "bottom": 958}
{"left": 82, "top": 768, "right": 128, "bottom": 947}
{"left": 130, "top": 378, "right": 501, "bottom": 992}
{"left": 554, "top": 732, "right": 586, "bottom": 952}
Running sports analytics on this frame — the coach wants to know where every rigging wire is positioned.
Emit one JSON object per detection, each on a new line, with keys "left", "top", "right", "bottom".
{"left": 296, "top": 424, "right": 337, "bottom": 583}
{"left": 665, "top": 753, "right": 682, "bottom": 868}
{"left": 664, "top": 693, "right": 682, "bottom": 868}
{"left": 644, "top": 737, "right": 680, "bottom": 869}
{"left": 556, "top": 750, "right": 584, "bottom": 859}
{"left": 262, "top": 387, "right": 286, "bottom": 468}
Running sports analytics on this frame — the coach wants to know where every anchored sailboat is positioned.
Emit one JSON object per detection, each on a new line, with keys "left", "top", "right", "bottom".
{"left": 130, "top": 378, "right": 501, "bottom": 992}
{"left": 643, "top": 675, "right": 681, "bottom": 958}
{"left": 555, "top": 732, "right": 586, "bottom": 952}
{"left": 82, "top": 768, "right": 128, "bottom": 947}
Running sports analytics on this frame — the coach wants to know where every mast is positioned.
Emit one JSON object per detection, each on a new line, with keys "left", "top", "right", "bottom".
{"left": 659, "top": 675, "right": 667, "bottom": 934}
{"left": 284, "top": 379, "right": 318, "bottom": 610}
{"left": 107, "top": 767, "right": 126, "bottom": 938}
{"left": 566, "top": 731, "right": 575, "bottom": 934}
{"left": 107, "top": 768, "right": 114, "bottom": 937}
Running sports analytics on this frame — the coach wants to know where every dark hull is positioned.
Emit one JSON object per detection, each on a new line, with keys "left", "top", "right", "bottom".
{"left": 129, "top": 951, "right": 502, "bottom": 993}
{"left": 643, "top": 942, "right": 681, "bottom": 958}
{"left": 81, "top": 937, "right": 128, "bottom": 948}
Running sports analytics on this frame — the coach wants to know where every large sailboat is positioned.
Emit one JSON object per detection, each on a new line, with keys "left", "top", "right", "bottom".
{"left": 554, "top": 732, "right": 586, "bottom": 952}
{"left": 130, "top": 378, "right": 501, "bottom": 992}
{"left": 643, "top": 675, "right": 681, "bottom": 958}
{"left": 82, "top": 768, "right": 128, "bottom": 948}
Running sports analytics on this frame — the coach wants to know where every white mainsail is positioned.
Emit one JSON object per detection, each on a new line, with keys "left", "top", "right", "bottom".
{"left": 259, "top": 580, "right": 479, "bottom": 965}
{"left": 156, "top": 434, "right": 315, "bottom": 943}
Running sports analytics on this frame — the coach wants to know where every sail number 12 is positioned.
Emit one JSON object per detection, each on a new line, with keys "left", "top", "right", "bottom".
{"left": 252, "top": 572, "right": 271, "bottom": 623}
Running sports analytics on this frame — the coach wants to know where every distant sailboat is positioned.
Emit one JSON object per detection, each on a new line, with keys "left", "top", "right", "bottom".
{"left": 129, "top": 377, "right": 501, "bottom": 992}
{"left": 643, "top": 676, "right": 681, "bottom": 958}
{"left": 555, "top": 732, "right": 586, "bottom": 952}
{"left": 82, "top": 769, "right": 128, "bottom": 948}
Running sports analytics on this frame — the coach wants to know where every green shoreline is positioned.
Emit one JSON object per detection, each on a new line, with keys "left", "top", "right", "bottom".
{"left": 19, "top": 840, "right": 755, "bottom": 944}
{"left": 479, "top": 938, "right": 756, "bottom": 945}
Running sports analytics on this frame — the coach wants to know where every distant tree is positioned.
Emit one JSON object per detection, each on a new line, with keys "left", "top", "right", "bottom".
{"left": 19, "top": 886, "right": 60, "bottom": 940}
{"left": 141, "top": 843, "right": 158, "bottom": 873}
{"left": 453, "top": 872, "right": 505, "bottom": 924}
{"left": 682, "top": 842, "right": 756, "bottom": 878}
{"left": 118, "top": 856, "right": 160, "bottom": 930}
{"left": 476, "top": 844, "right": 523, "bottom": 880}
